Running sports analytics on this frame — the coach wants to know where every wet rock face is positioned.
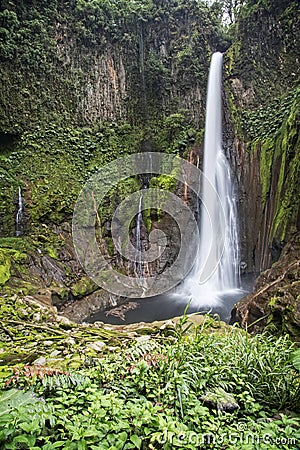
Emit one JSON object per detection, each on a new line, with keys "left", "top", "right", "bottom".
{"left": 60, "top": 290, "right": 127, "bottom": 324}
{"left": 230, "top": 233, "right": 300, "bottom": 341}
{"left": 0, "top": 222, "right": 126, "bottom": 322}
{"left": 224, "top": 0, "right": 299, "bottom": 274}
{"left": 0, "top": 1, "right": 218, "bottom": 134}
{"left": 233, "top": 117, "right": 299, "bottom": 274}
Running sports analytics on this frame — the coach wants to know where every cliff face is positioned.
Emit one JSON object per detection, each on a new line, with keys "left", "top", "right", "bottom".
{"left": 225, "top": 0, "right": 299, "bottom": 273}
{"left": 0, "top": 0, "right": 224, "bottom": 133}
{"left": 0, "top": 0, "right": 298, "bottom": 323}
{"left": 226, "top": 0, "right": 300, "bottom": 337}
{"left": 231, "top": 97, "right": 299, "bottom": 273}
{"left": 0, "top": 0, "right": 224, "bottom": 314}
{"left": 0, "top": 0, "right": 227, "bottom": 234}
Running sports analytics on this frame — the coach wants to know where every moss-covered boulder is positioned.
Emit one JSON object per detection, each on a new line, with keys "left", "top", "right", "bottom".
{"left": 200, "top": 388, "right": 239, "bottom": 413}
{"left": 231, "top": 233, "right": 300, "bottom": 341}
{"left": 0, "top": 247, "right": 27, "bottom": 287}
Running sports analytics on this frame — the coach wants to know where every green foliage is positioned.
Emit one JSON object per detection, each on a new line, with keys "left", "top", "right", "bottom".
{"left": 0, "top": 237, "right": 32, "bottom": 253}
{"left": 149, "top": 175, "right": 177, "bottom": 192}
{"left": 228, "top": 0, "right": 299, "bottom": 111}
{"left": 239, "top": 0, "right": 276, "bottom": 18}
{"left": 292, "top": 348, "right": 300, "bottom": 372}
{"left": 0, "top": 388, "right": 54, "bottom": 448}
{"left": 70, "top": 276, "right": 98, "bottom": 299}
{"left": 0, "top": 0, "right": 225, "bottom": 132}
{"left": 0, "top": 388, "right": 42, "bottom": 414}
{"left": 145, "top": 114, "right": 201, "bottom": 155}
{"left": 0, "top": 310, "right": 299, "bottom": 449}
{"left": 0, "top": 115, "right": 201, "bottom": 285}
{"left": 0, "top": 248, "right": 27, "bottom": 286}
{"left": 99, "top": 176, "right": 141, "bottom": 233}
{"left": 240, "top": 90, "right": 296, "bottom": 141}
{"left": 0, "top": 122, "right": 142, "bottom": 233}
{"left": 0, "top": 249, "right": 11, "bottom": 286}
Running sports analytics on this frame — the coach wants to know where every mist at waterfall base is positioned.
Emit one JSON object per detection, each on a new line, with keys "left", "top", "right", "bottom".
{"left": 86, "top": 53, "right": 249, "bottom": 325}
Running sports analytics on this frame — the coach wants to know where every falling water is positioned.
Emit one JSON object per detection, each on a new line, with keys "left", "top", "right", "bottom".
{"left": 16, "top": 186, "right": 24, "bottom": 237}
{"left": 109, "top": 294, "right": 118, "bottom": 307}
{"left": 183, "top": 52, "right": 240, "bottom": 306}
{"left": 134, "top": 192, "right": 144, "bottom": 278}
{"left": 87, "top": 54, "right": 244, "bottom": 325}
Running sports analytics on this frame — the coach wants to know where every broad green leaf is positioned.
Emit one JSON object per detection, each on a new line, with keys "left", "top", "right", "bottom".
{"left": 13, "top": 434, "right": 36, "bottom": 446}
{"left": 130, "top": 435, "right": 142, "bottom": 449}
{"left": 291, "top": 348, "right": 300, "bottom": 371}
{"left": 0, "top": 389, "right": 42, "bottom": 417}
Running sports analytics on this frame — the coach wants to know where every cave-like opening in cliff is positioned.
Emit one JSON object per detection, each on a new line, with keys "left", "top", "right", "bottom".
{"left": 0, "top": 132, "right": 20, "bottom": 152}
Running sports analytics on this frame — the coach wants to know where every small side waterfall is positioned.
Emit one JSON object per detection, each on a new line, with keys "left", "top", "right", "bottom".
{"left": 183, "top": 52, "right": 240, "bottom": 306}
{"left": 16, "top": 186, "right": 24, "bottom": 237}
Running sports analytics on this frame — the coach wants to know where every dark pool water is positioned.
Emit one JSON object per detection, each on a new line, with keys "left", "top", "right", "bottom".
{"left": 85, "top": 274, "right": 256, "bottom": 325}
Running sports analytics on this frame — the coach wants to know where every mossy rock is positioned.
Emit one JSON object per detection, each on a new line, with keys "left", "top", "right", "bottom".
{"left": 200, "top": 388, "right": 239, "bottom": 412}
{"left": 0, "top": 248, "right": 27, "bottom": 287}
{"left": 231, "top": 233, "right": 300, "bottom": 341}
{"left": 70, "top": 276, "right": 99, "bottom": 299}
{"left": 0, "top": 250, "right": 10, "bottom": 286}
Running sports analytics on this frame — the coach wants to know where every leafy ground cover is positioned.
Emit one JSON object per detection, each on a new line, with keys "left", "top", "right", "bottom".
{"left": 0, "top": 295, "right": 300, "bottom": 449}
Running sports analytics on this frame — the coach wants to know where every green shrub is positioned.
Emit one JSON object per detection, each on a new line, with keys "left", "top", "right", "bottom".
{"left": 0, "top": 317, "right": 299, "bottom": 449}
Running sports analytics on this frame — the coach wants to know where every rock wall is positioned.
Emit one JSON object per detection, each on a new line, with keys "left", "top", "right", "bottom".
{"left": 230, "top": 232, "right": 300, "bottom": 341}
{"left": 0, "top": 0, "right": 299, "bottom": 323}
{"left": 225, "top": 0, "right": 299, "bottom": 273}
{"left": 0, "top": 0, "right": 226, "bottom": 317}
{"left": 0, "top": 0, "right": 226, "bottom": 133}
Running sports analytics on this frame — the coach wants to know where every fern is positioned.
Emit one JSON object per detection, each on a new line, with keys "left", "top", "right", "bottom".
{"left": 41, "top": 373, "right": 88, "bottom": 390}
{"left": 125, "top": 338, "right": 162, "bottom": 361}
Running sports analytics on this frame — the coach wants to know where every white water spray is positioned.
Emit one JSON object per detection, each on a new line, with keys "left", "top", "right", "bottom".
{"left": 183, "top": 52, "right": 240, "bottom": 306}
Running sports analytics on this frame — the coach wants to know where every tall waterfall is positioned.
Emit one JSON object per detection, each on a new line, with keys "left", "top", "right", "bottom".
{"left": 183, "top": 52, "right": 240, "bottom": 306}
{"left": 16, "top": 186, "right": 24, "bottom": 237}
{"left": 134, "top": 192, "right": 144, "bottom": 278}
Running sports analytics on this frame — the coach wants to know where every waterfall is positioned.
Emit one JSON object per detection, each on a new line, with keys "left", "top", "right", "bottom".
{"left": 134, "top": 192, "right": 144, "bottom": 278}
{"left": 183, "top": 52, "right": 240, "bottom": 306}
{"left": 109, "top": 294, "right": 118, "bottom": 307}
{"left": 16, "top": 186, "right": 24, "bottom": 237}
